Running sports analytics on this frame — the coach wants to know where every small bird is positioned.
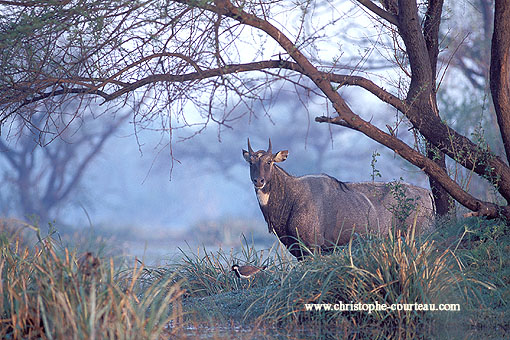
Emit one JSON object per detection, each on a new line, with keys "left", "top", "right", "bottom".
{"left": 77, "top": 252, "right": 100, "bottom": 280}
{"left": 231, "top": 264, "right": 267, "bottom": 279}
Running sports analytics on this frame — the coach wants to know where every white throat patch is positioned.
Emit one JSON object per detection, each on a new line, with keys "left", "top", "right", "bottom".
{"left": 256, "top": 189, "right": 270, "bottom": 206}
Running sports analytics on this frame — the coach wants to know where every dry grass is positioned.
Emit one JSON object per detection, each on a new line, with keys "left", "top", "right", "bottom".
{"left": 2, "top": 216, "right": 504, "bottom": 339}
{"left": 0, "top": 225, "right": 184, "bottom": 339}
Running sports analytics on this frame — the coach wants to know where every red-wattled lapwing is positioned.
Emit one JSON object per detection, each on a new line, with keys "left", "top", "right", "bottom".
{"left": 231, "top": 264, "right": 267, "bottom": 288}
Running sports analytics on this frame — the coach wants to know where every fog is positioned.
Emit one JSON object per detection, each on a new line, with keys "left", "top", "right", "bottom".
{"left": 0, "top": 1, "right": 442, "bottom": 263}
{"left": 1, "top": 85, "right": 431, "bottom": 262}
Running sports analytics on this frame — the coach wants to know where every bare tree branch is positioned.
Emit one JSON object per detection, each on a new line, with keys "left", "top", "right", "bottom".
{"left": 315, "top": 115, "right": 510, "bottom": 218}
{"left": 2, "top": 0, "right": 510, "bottom": 220}
{"left": 357, "top": 0, "right": 399, "bottom": 27}
{"left": 0, "top": 0, "right": 70, "bottom": 6}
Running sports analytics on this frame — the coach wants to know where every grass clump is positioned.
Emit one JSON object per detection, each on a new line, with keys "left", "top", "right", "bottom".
{"left": 163, "top": 236, "right": 295, "bottom": 325}
{"left": 253, "top": 225, "right": 480, "bottom": 333}
{"left": 170, "top": 235, "right": 293, "bottom": 298}
{"left": 0, "top": 224, "right": 184, "bottom": 339}
{"left": 166, "top": 220, "right": 501, "bottom": 337}
{"left": 432, "top": 217, "right": 510, "bottom": 334}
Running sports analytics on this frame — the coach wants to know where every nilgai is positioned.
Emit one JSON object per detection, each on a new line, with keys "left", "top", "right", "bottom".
{"left": 243, "top": 139, "right": 434, "bottom": 260}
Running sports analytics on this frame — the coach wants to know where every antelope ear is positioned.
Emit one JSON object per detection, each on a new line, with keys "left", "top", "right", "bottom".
{"left": 242, "top": 149, "right": 251, "bottom": 162}
{"left": 273, "top": 150, "right": 288, "bottom": 162}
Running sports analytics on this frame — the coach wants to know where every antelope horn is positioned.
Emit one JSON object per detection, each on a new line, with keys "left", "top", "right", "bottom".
{"left": 267, "top": 138, "right": 272, "bottom": 154}
{"left": 247, "top": 138, "right": 254, "bottom": 155}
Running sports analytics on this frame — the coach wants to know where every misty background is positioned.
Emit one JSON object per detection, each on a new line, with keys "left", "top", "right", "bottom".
{"left": 0, "top": 84, "right": 432, "bottom": 263}
{"left": 0, "top": 1, "right": 497, "bottom": 263}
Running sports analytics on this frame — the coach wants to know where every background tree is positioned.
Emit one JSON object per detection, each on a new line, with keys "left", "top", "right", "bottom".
{"left": 171, "top": 87, "right": 354, "bottom": 179}
{"left": 0, "top": 103, "right": 129, "bottom": 223}
{"left": 1, "top": 0, "right": 509, "bottom": 220}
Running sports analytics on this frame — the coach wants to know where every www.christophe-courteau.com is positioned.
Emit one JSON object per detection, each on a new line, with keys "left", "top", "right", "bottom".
{"left": 304, "top": 301, "right": 461, "bottom": 313}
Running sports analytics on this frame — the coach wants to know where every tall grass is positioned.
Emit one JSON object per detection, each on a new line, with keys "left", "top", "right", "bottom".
{"left": 4, "top": 216, "right": 501, "bottom": 338}
{"left": 252, "top": 223, "right": 484, "bottom": 331}
{"left": 0, "top": 226, "right": 184, "bottom": 339}
{"left": 170, "top": 235, "right": 294, "bottom": 297}
{"left": 431, "top": 217, "right": 510, "bottom": 333}
{"left": 162, "top": 221, "right": 497, "bottom": 336}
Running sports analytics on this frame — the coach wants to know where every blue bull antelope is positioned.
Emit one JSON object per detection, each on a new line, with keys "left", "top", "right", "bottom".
{"left": 243, "top": 139, "right": 434, "bottom": 260}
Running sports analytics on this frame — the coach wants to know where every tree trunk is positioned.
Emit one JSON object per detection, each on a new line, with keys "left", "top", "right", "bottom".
{"left": 427, "top": 146, "right": 455, "bottom": 216}
{"left": 490, "top": 0, "right": 510, "bottom": 163}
